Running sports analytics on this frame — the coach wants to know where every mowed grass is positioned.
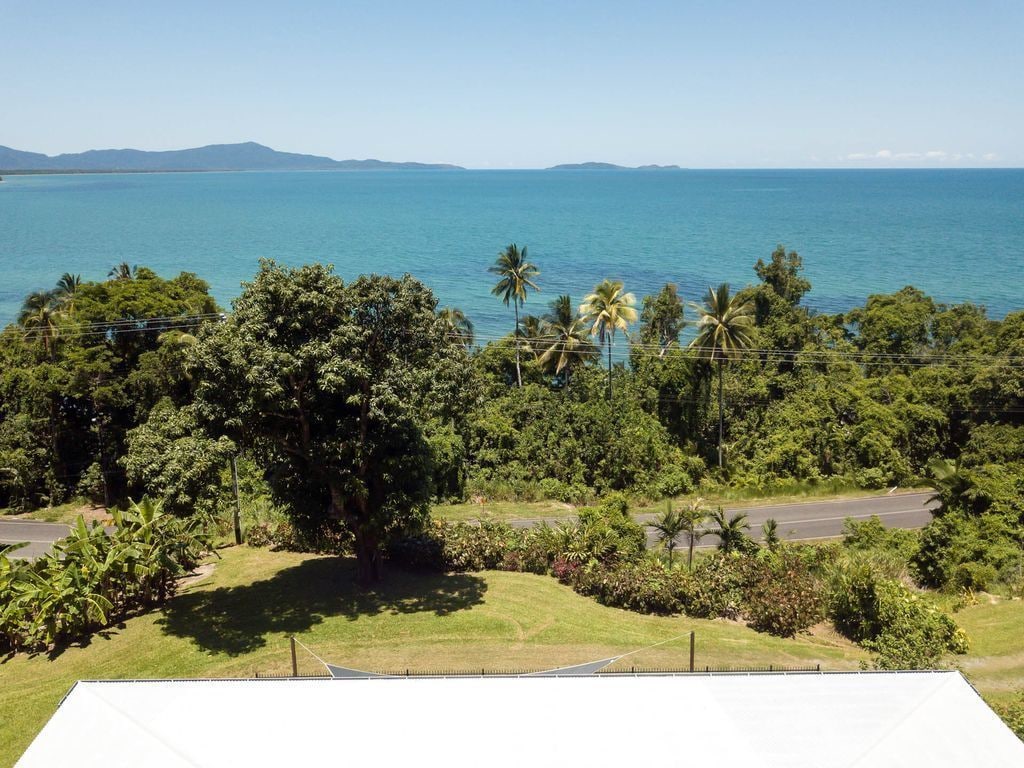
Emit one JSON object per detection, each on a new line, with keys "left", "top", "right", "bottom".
{"left": 1, "top": 545, "right": 866, "bottom": 767}
{"left": 957, "top": 596, "right": 1024, "bottom": 707}
{"left": 1, "top": 545, "right": 1019, "bottom": 766}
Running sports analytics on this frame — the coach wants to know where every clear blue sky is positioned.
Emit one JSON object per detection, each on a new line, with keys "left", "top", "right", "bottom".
{"left": 3, "top": 0, "right": 1021, "bottom": 168}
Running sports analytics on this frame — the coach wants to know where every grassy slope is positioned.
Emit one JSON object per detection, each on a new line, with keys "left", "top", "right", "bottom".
{"left": 0, "top": 545, "right": 865, "bottom": 766}
{"left": 1, "top": 545, "right": 1018, "bottom": 765}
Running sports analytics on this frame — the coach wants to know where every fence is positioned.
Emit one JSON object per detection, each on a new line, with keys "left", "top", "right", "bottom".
{"left": 254, "top": 663, "right": 822, "bottom": 679}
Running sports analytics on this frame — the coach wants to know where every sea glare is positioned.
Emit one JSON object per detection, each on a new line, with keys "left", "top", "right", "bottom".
{"left": 1, "top": 169, "right": 1022, "bottom": 340}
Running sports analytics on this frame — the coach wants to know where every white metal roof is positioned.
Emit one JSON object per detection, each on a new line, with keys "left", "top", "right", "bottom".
{"left": 16, "top": 671, "right": 1024, "bottom": 767}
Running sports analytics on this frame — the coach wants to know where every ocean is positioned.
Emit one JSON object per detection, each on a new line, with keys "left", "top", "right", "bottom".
{"left": 1, "top": 169, "right": 1021, "bottom": 340}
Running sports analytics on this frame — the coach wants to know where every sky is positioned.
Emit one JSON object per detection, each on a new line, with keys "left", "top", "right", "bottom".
{"left": 2, "top": 0, "right": 1022, "bottom": 168}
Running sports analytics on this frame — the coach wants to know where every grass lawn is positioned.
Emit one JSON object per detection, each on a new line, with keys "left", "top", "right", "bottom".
{"left": 1, "top": 544, "right": 1018, "bottom": 766}
{"left": 0, "top": 545, "right": 865, "bottom": 767}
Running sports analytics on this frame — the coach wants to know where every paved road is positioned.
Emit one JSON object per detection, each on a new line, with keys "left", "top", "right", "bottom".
{"left": 509, "top": 491, "right": 938, "bottom": 548}
{"left": 0, "top": 491, "right": 937, "bottom": 559}
{"left": 0, "top": 519, "right": 70, "bottom": 559}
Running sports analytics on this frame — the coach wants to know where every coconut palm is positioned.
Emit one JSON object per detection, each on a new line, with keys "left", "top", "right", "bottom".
{"left": 650, "top": 501, "right": 687, "bottom": 565}
{"left": 438, "top": 307, "right": 475, "bottom": 348}
{"left": 708, "top": 507, "right": 751, "bottom": 554}
{"left": 108, "top": 262, "right": 136, "bottom": 280}
{"left": 54, "top": 273, "right": 81, "bottom": 311}
{"left": 18, "top": 291, "right": 62, "bottom": 358}
{"left": 690, "top": 283, "right": 755, "bottom": 468}
{"left": 579, "top": 279, "right": 638, "bottom": 400}
{"left": 489, "top": 244, "right": 540, "bottom": 387}
{"left": 517, "top": 314, "right": 546, "bottom": 358}
{"left": 538, "top": 295, "right": 598, "bottom": 388}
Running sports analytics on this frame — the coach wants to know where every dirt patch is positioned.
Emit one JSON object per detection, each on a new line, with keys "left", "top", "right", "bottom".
{"left": 179, "top": 562, "right": 216, "bottom": 589}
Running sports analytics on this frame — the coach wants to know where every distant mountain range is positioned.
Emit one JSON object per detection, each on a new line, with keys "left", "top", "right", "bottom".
{"left": 546, "top": 162, "right": 682, "bottom": 171}
{"left": 0, "top": 142, "right": 464, "bottom": 172}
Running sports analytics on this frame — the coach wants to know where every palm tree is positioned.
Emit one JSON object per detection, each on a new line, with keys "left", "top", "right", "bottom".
{"left": 650, "top": 501, "right": 687, "bottom": 565}
{"left": 438, "top": 307, "right": 475, "bottom": 348}
{"left": 762, "top": 518, "right": 781, "bottom": 550}
{"left": 489, "top": 244, "right": 540, "bottom": 387}
{"left": 924, "top": 457, "right": 982, "bottom": 516}
{"left": 54, "top": 273, "right": 81, "bottom": 311}
{"left": 517, "top": 314, "right": 546, "bottom": 358}
{"left": 538, "top": 295, "right": 599, "bottom": 388}
{"left": 690, "top": 283, "right": 755, "bottom": 468}
{"left": 580, "top": 279, "right": 638, "bottom": 400}
{"left": 708, "top": 507, "right": 750, "bottom": 554}
{"left": 108, "top": 262, "right": 136, "bottom": 280}
{"left": 679, "top": 497, "right": 710, "bottom": 570}
{"left": 18, "top": 291, "right": 61, "bottom": 358}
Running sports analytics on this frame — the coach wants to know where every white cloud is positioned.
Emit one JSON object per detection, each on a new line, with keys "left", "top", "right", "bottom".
{"left": 840, "top": 148, "right": 989, "bottom": 165}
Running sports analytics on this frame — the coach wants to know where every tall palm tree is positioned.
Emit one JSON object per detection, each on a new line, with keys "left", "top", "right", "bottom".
{"left": 18, "top": 291, "right": 61, "bottom": 358}
{"left": 538, "top": 295, "right": 598, "bottom": 388}
{"left": 680, "top": 497, "right": 710, "bottom": 570}
{"left": 708, "top": 507, "right": 751, "bottom": 554}
{"left": 489, "top": 244, "right": 540, "bottom": 387}
{"left": 579, "top": 279, "right": 638, "bottom": 400}
{"left": 650, "top": 501, "right": 687, "bottom": 565}
{"left": 438, "top": 306, "right": 475, "bottom": 348}
{"left": 108, "top": 262, "right": 136, "bottom": 280}
{"left": 690, "top": 283, "right": 755, "bottom": 468}
{"left": 54, "top": 273, "right": 81, "bottom": 311}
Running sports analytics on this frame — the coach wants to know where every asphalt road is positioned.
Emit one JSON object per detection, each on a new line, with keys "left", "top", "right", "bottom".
{"left": 0, "top": 519, "right": 71, "bottom": 559}
{"left": 0, "top": 491, "right": 938, "bottom": 559}
{"left": 510, "top": 491, "right": 938, "bottom": 548}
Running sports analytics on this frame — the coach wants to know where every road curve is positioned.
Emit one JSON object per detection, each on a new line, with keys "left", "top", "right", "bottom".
{"left": 509, "top": 491, "right": 938, "bottom": 548}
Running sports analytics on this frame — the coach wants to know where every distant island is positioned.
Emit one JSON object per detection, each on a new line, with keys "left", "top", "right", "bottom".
{"left": 0, "top": 142, "right": 464, "bottom": 173}
{"left": 546, "top": 162, "right": 682, "bottom": 171}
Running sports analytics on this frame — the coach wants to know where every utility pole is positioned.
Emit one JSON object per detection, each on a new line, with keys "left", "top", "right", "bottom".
{"left": 230, "top": 456, "right": 242, "bottom": 546}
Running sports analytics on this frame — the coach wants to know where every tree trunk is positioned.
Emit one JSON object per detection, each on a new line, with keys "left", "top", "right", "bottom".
{"left": 606, "top": 335, "right": 613, "bottom": 400}
{"left": 514, "top": 301, "right": 522, "bottom": 387}
{"left": 717, "top": 360, "right": 724, "bottom": 469}
{"left": 688, "top": 533, "right": 695, "bottom": 571}
{"left": 354, "top": 525, "right": 382, "bottom": 586}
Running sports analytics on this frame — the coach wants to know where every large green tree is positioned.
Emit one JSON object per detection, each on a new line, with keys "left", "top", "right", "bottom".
{"left": 580, "top": 279, "right": 638, "bottom": 400}
{"left": 690, "top": 283, "right": 755, "bottom": 469}
{"left": 489, "top": 244, "right": 540, "bottom": 388}
{"left": 190, "top": 262, "right": 468, "bottom": 584}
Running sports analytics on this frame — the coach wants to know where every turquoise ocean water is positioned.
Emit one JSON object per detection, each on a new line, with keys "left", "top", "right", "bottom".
{"left": 1, "top": 169, "right": 1021, "bottom": 340}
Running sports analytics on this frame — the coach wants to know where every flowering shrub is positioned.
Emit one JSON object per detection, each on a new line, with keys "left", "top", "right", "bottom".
{"left": 744, "top": 551, "right": 823, "bottom": 636}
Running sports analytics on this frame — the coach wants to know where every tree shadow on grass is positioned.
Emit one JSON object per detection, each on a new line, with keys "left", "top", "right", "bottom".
{"left": 157, "top": 557, "right": 486, "bottom": 656}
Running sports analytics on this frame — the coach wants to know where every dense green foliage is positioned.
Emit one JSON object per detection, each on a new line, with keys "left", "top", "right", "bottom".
{"left": 0, "top": 498, "right": 209, "bottom": 652}
{"left": 1, "top": 246, "right": 1020, "bottom": 596}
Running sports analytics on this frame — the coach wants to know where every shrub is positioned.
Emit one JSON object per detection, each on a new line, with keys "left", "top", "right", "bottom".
{"left": 912, "top": 512, "right": 1021, "bottom": 590}
{"left": 994, "top": 691, "right": 1024, "bottom": 742}
{"left": 745, "top": 551, "right": 823, "bottom": 636}
{"left": 653, "top": 464, "right": 695, "bottom": 498}
{"left": 571, "top": 557, "right": 686, "bottom": 614}
{"left": 0, "top": 497, "right": 211, "bottom": 653}
{"left": 680, "top": 554, "right": 749, "bottom": 619}
{"left": 827, "top": 564, "right": 967, "bottom": 669}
